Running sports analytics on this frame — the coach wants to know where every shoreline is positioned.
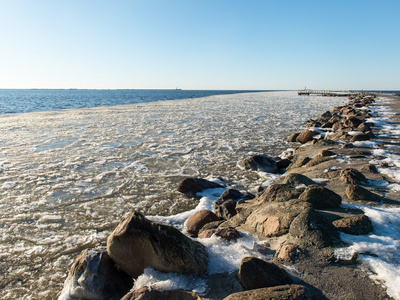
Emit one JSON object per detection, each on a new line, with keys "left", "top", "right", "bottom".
{"left": 59, "top": 93, "right": 400, "bottom": 299}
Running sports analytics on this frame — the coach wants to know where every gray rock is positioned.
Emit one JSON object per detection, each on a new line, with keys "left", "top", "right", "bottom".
{"left": 121, "top": 287, "right": 203, "bottom": 300}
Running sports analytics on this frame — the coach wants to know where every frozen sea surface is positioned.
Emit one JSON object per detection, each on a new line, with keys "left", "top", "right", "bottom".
{"left": 0, "top": 91, "right": 348, "bottom": 299}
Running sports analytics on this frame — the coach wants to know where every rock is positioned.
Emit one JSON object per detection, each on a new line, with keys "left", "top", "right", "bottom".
{"left": 319, "top": 149, "right": 336, "bottom": 157}
{"left": 186, "top": 209, "right": 220, "bottom": 237}
{"left": 198, "top": 220, "right": 224, "bottom": 235}
{"left": 238, "top": 257, "right": 292, "bottom": 290}
{"left": 214, "top": 189, "right": 253, "bottom": 220}
{"left": 306, "top": 119, "right": 321, "bottom": 128}
{"left": 319, "top": 111, "right": 332, "bottom": 122}
{"left": 276, "top": 244, "right": 299, "bottom": 261}
{"left": 287, "top": 156, "right": 311, "bottom": 169}
{"left": 340, "top": 168, "right": 368, "bottom": 185}
{"left": 287, "top": 133, "right": 300, "bottom": 142}
{"left": 345, "top": 184, "right": 381, "bottom": 202}
{"left": 245, "top": 199, "right": 312, "bottom": 238}
{"left": 198, "top": 227, "right": 241, "bottom": 241}
{"left": 257, "top": 183, "right": 302, "bottom": 203}
{"left": 332, "top": 214, "right": 373, "bottom": 235}
{"left": 281, "top": 173, "right": 315, "bottom": 188}
{"left": 304, "top": 156, "right": 333, "bottom": 167}
{"left": 177, "top": 178, "right": 223, "bottom": 198}
{"left": 331, "top": 121, "right": 343, "bottom": 132}
{"left": 344, "top": 116, "right": 363, "bottom": 128}
{"left": 360, "top": 164, "right": 379, "bottom": 174}
{"left": 224, "top": 285, "right": 310, "bottom": 300}
{"left": 59, "top": 249, "right": 133, "bottom": 300}
{"left": 289, "top": 207, "right": 340, "bottom": 248}
{"left": 121, "top": 287, "right": 202, "bottom": 300}
{"left": 357, "top": 122, "right": 372, "bottom": 132}
{"left": 350, "top": 133, "right": 371, "bottom": 142}
{"left": 276, "top": 158, "right": 292, "bottom": 169}
{"left": 107, "top": 211, "right": 208, "bottom": 278}
{"left": 238, "top": 155, "right": 278, "bottom": 173}
{"left": 299, "top": 185, "right": 342, "bottom": 209}
{"left": 296, "top": 129, "right": 318, "bottom": 144}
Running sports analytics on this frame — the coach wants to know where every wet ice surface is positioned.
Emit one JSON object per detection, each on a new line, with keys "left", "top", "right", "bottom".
{"left": 0, "top": 91, "right": 348, "bottom": 299}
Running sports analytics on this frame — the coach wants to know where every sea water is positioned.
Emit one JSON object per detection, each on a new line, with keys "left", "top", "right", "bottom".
{"left": 1, "top": 90, "right": 396, "bottom": 299}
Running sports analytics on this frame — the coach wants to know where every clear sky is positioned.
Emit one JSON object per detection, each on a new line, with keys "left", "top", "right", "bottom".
{"left": 0, "top": 0, "right": 399, "bottom": 90}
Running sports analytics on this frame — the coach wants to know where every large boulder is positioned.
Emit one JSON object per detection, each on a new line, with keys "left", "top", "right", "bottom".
{"left": 238, "top": 257, "right": 292, "bottom": 290}
{"left": 299, "top": 185, "right": 342, "bottom": 209}
{"left": 287, "top": 133, "right": 300, "bottom": 142}
{"left": 296, "top": 129, "right": 318, "bottom": 144}
{"left": 238, "top": 155, "right": 278, "bottom": 173}
{"left": 245, "top": 199, "right": 312, "bottom": 238}
{"left": 289, "top": 207, "right": 340, "bottom": 248}
{"left": 121, "top": 287, "right": 203, "bottom": 300}
{"left": 257, "top": 183, "right": 303, "bottom": 203}
{"left": 283, "top": 173, "right": 315, "bottom": 188}
{"left": 186, "top": 209, "right": 220, "bottom": 237}
{"left": 107, "top": 211, "right": 208, "bottom": 278}
{"left": 59, "top": 249, "right": 133, "bottom": 300}
{"left": 177, "top": 178, "right": 223, "bottom": 198}
{"left": 332, "top": 214, "right": 373, "bottom": 235}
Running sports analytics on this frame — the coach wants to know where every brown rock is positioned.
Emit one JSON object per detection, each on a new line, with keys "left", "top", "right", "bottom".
{"left": 238, "top": 257, "right": 292, "bottom": 290}
{"left": 276, "top": 244, "right": 299, "bottom": 261}
{"left": 245, "top": 199, "right": 312, "bottom": 238}
{"left": 296, "top": 129, "right": 318, "bottom": 144}
{"left": 299, "top": 185, "right": 342, "bottom": 209}
{"left": 360, "top": 164, "right": 379, "bottom": 174}
{"left": 319, "top": 149, "right": 336, "bottom": 157}
{"left": 281, "top": 173, "right": 315, "bottom": 188}
{"left": 238, "top": 155, "right": 278, "bottom": 173}
{"left": 289, "top": 207, "right": 340, "bottom": 248}
{"left": 223, "top": 285, "right": 311, "bottom": 300}
{"left": 346, "top": 184, "right": 381, "bottom": 202}
{"left": 340, "top": 168, "right": 368, "bottom": 185}
{"left": 343, "top": 116, "right": 363, "bottom": 128}
{"left": 287, "top": 133, "right": 300, "bottom": 142}
{"left": 177, "top": 178, "right": 223, "bottom": 198}
{"left": 304, "top": 156, "right": 333, "bottom": 167}
{"left": 198, "top": 227, "right": 241, "bottom": 241}
{"left": 107, "top": 211, "right": 208, "bottom": 278}
{"left": 186, "top": 209, "right": 220, "bottom": 237}
{"left": 332, "top": 214, "right": 373, "bottom": 235}
{"left": 59, "top": 249, "right": 133, "bottom": 300}
{"left": 350, "top": 133, "right": 371, "bottom": 142}
{"left": 257, "top": 183, "right": 302, "bottom": 203}
{"left": 121, "top": 287, "right": 203, "bottom": 300}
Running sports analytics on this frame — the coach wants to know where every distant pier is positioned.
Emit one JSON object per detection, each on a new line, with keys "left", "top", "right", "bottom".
{"left": 298, "top": 89, "right": 358, "bottom": 97}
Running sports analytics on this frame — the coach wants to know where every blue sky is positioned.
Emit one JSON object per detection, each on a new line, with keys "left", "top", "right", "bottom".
{"left": 0, "top": 0, "right": 399, "bottom": 90}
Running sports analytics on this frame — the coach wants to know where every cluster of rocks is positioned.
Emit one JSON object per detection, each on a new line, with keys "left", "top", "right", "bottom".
{"left": 59, "top": 93, "right": 395, "bottom": 300}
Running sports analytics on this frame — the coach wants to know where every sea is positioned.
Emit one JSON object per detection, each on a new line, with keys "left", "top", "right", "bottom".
{"left": 0, "top": 89, "right": 399, "bottom": 299}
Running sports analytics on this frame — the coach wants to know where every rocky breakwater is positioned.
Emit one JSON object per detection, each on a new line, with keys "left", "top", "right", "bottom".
{"left": 58, "top": 93, "right": 399, "bottom": 299}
